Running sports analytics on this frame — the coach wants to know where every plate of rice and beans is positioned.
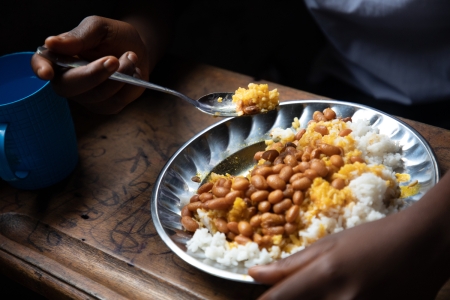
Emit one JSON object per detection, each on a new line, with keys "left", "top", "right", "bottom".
{"left": 151, "top": 99, "right": 439, "bottom": 283}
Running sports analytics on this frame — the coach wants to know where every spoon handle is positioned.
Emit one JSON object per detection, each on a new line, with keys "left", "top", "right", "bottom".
{"left": 36, "top": 46, "right": 198, "bottom": 107}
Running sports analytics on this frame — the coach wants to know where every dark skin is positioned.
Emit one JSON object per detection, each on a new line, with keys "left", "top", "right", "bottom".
{"left": 29, "top": 3, "right": 450, "bottom": 299}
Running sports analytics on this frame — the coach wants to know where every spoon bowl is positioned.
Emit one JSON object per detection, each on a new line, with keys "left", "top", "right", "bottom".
{"left": 36, "top": 46, "right": 240, "bottom": 117}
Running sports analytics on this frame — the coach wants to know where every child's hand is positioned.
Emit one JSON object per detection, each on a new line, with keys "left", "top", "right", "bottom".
{"left": 31, "top": 16, "right": 149, "bottom": 114}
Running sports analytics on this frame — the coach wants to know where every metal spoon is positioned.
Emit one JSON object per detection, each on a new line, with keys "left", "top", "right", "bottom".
{"left": 36, "top": 46, "right": 240, "bottom": 117}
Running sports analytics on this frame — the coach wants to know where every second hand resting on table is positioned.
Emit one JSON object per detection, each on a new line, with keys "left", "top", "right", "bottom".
{"left": 31, "top": 13, "right": 450, "bottom": 300}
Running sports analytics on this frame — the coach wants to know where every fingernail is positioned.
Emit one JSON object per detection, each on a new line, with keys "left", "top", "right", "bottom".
{"left": 103, "top": 59, "right": 117, "bottom": 72}
{"left": 127, "top": 52, "right": 138, "bottom": 64}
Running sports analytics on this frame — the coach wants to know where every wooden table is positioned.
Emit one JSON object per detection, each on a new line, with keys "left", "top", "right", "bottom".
{"left": 1, "top": 60, "right": 450, "bottom": 299}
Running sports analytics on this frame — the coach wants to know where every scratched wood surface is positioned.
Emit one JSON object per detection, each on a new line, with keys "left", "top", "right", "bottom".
{"left": 0, "top": 59, "right": 449, "bottom": 299}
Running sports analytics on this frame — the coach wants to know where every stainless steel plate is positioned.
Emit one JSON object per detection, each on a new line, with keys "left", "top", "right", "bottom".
{"left": 151, "top": 100, "right": 440, "bottom": 283}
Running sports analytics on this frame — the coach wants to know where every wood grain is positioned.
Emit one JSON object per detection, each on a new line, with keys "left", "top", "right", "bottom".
{"left": 0, "top": 61, "right": 449, "bottom": 299}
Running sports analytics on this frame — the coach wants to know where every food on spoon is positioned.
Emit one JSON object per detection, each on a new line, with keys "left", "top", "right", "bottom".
{"left": 180, "top": 107, "right": 416, "bottom": 268}
{"left": 232, "top": 83, "right": 279, "bottom": 116}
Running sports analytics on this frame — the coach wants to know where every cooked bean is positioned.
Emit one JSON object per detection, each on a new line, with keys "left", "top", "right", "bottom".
{"left": 331, "top": 178, "right": 346, "bottom": 190}
{"left": 296, "top": 161, "right": 310, "bottom": 173}
{"left": 199, "top": 192, "right": 214, "bottom": 202}
{"left": 285, "top": 205, "right": 300, "bottom": 223}
{"left": 260, "top": 235, "right": 273, "bottom": 248}
{"left": 272, "top": 163, "right": 286, "bottom": 173}
{"left": 251, "top": 174, "right": 268, "bottom": 190}
{"left": 261, "top": 213, "right": 285, "bottom": 227}
{"left": 273, "top": 156, "right": 284, "bottom": 165}
{"left": 292, "top": 177, "right": 312, "bottom": 190}
{"left": 323, "top": 108, "right": 336, "bottom": 120}
{"left": 266, "top": 174, "right": 286, "bottom": 190}
{"left": 289, "top": 173, "right": 304, "bottom": 183}
{"left": 253, "top": 233, "right": 262, "bottom": 245}
{"left": 273, "top": 199, "right": 292, "bottom": 214}
{"left": 279, "top": 166, "right": 294, "bottom": 182}
{"left": 310, "top": 160, "right": 328, "bottom": 177}
{"left": 292, "top": 190, "right": 304, "bottom": 205}
{"left": 319, "top": 143, "right": 341, "bottom": 156}
{"left": 225, "top": 190, "right": 243, "bottom": 203}
{"left": 314, "top": 125, "right": 329, "bottom": 136}
{"left": 311, "top": 148, "right": 322, "bottom": 159}
{"left": 227, "top": 232, "right": 236, "bottom": 241}
{"left": 268, "top": 189, "right": 284, "bottom": 204}
{"left": 284, "top": 223, "right": 298, "bottom": 235}
{"left": 341, "top": 117, "right": 352, "bottom": 122}
{"left": 251, "top": 190, "right": 269, "bottom": 202}
{"left": 252, "top": 166, "right": 273, "bottom": 177}
{"left": 203, "top": 197, "right": 234, "bottom": 210}
{"left": 285, "top": 146, "right": 297, "bottom": 156}
{"left": 227, "top": 222, "right": 240, "bottom": 234}
{"left": 350, "top": 156, "right": 365, "bottom": 163}
{"left": 181, "top": 216, "right": 199, "bottom": 232}
{"left": 295, "top": 129, "right": 306, "bottom": 140}
{"left": 301, "top": 152, "right": 311, "bottom": 162}
{"left": 250, "top": 215, "right": 262, "bottom": 227}
{"left": 284, "top": 154, "right": 298, "bottom": 167}
{"left": 245, "top": 185, "right": 258, "bottom": 198}
{"left": 313, "top": 111, "right": 327, "bottom": 122}
{"left": 214, "top": 218, "right": 229, "bottom": 233}
{"left": 190, "top": 194, "right": 200, "bottom": 203}
{"left": 294, "top": 150, "right": 304, "bottom": 161}
{"left": 187, "top": 201, "right": 203, "bottom": 212}
{"left": 212, "top": 185, "right": 230, "bottom": 197}
{"left": 244, "top": 105, "right": 261, "bottom": 115}
{"left": 339, "top": 128, "right": 352, "bottom": 137}
{"left": 247, "top": 206, "right": 257, "bottom": 218}
{"left": 232, "top": 177, "right": 250, "bottom": 190}
{"left": 197, "top": 182, "right": 213, "bottom": 194}
{"left": 330, "top": 154, "right": 344, "bottom": 168}
{"left": 181, "top": 206, "right": 192, "bottom": 217}
{"left": 235, "top": 235, "right": 252, "bottom": 245}
{"left": 304, "top": 169, "right": 319, "bottom": 180}
{"left": 283, "top": 184, "right": 295, "bottom": 198}
{"left": 262, "top": 149, "right": 279, "bottom": 162}
{"left": 262, "top": 226, "right": 285, "bottom": 236}
{"left": 238, "top": 221, "right": 253, "bottom": 237}
{"left": 254, "top": 151, "right": 264, "bottom": 161}
{"left": 258, "top": 201, "right": 271, "bottom": 213}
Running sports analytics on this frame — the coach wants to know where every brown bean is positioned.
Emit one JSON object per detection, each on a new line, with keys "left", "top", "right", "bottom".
{"left": 341, "top": 117, "right": 352, "bottom": 122}
{"left": 235, "top": 235, "right": 252, "bottom": 245}
{"left": 273, "top": 199, "right": 292, "bottom": 214}
{"left": 268, "top": 189, "right": 284, "bottom": 204}
{"left": 251, "top": 190, "right": 269, "bottom": 202}
{"left": 310, "top": 160, "right": 328, "bottom": 177}
{"left": 245, "top": 185, "right": 258, "bottom": 198}
{"left": 214, "top": 218, "right": 229, "bottom": 233}
{"left": 258, "top": 201, "right": 271, "bottom": 213}
{"left": 311, "top": 149, "right": 322, "bottom": 159}
{"left": 331, "top": 178, "right": 346, "bottom": 190}
{"left": 212, "top": 185, "right": 230, "bottom": 197}
{"left": 278, "top": 166, "right": 294, "bottom": 182}
{"left": 238, "top": 221, "right": 253, "bottom": 237}
{"left": 187, "top": 201, "right": 203, "bottom": 212}
{"left": 284, "top": 222, "right": 298, "bottom": 235}
{"left": 199, "top": 192, "right": 214, "bottom": 202}
{"left": 266, "top": 174, "right": 286, "bottom": 190}
{"left": 232, "top": 177, "right": 250, "bottom": 190}
{"left": 244, "top": 105, "right": 261, "bottom": 115}
{"left": 296, "top": 161, "right": 310, "bottom": 173}
{"left": 253, "top": 233, "right": 263, "bottom": 245}
{"left": 285, "top": 205, "right": 300, "bottom": 223}
{"left": 181, "top": 216, "right": 199, "bottom": 232}
{"left": 323, "top": 108, "right": 336, "bottom": 120}
{"left": 252, "top": 166, "right": 273, "bottom": 177}
{"left": 250, "top": 215, "right": 262, "bottom": 227}
{"left": 273, "top": 156, "right": 284, "bottom": 165}
{"left": 285, "top": 146, "right": 297, "bottom": 156}
{"left": 330, "top": 155, "right": 345, "bottom": 168}
{"left": 225, "top": 190, "right": 243, "bottom": 203}
{"left": 292, "top": 190, "right": 304, "bottom": 205}
{"left": 292, "top": 177, "right": 312, "bottom": 190}
{"left": 314, "top": 125, "right": 329, "bottom": 135}
{"left": 289, "top": 173, "right": 304, "bottom": 183}
{"left": 319, "top": 143, "right": 341, "bottom": 156}
{"left": 227, "top": 222, "right": 240, "bottom": 234}
{"left": 261, "top": 213, "right": 285, "bottom": 227}
{"left": 227, "top": 232, "right": 237, "bottom": 241}
{"left": 295, "top": 129, "right": 306, "bottom": 140}
{"left": 350, "top": 156, "right": 365, "bottom": 163}
{"left": 197, "top": 182, "right": 213, "bottom": 194}
{"left": 283, "top": 154, "right": 298, "bottom": 167}
{"left": 339, "top": 128, "right": 352, "bottom": 137}
{"left": 283, "top": 184, "right": 295, "bottom": 198}
{"left": 272, "top": 163, "right": 286, "bottom": 173}
{"left": 251, "top": 174, "right": 268, "bottom": 190}
{"left": 301, "top": 152, "right": 311, "bottom": 162}
{"left": 262, "top": 226, "right": 285, "bottom": 236}
{"left": 294, "top": 150, "right": 304, "bottom": 161}
{"left": 247, "top": 206, "right": 257, "bottom": 218}
{"left": 181, "top": 206, "right": 192, "bottom": 217}
{"left": 203, "top": 197, "right": 234, "bottom": 210}
{"left": 190, "top": 194, "right": 200, "bottom": 203}
{"left": 260, "top": 235, "right": 273, "bottom": 248}
{"left": 262, "top": 149, "right": 279, "bottom": 162}
{"left": 254, "top": 151, "right": 264, "bottom": 161}
{"left": 304, "top": 169, "right": 319, "bottom": 180}
{"left": 313, "top": 111, "right": 327, "bottom": 122}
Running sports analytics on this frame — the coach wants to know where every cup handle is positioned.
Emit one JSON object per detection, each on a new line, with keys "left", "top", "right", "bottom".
{"left": 0, "top": 123, "right": 29, "bottom": 181}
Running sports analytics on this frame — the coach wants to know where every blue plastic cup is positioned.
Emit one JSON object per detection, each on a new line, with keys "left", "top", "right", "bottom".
{"left": 0, "top": 52, "right": 78, "bottom": 190}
